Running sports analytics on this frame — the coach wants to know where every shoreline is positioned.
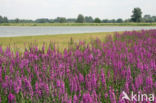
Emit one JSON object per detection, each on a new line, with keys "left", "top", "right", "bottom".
{"left": 0, "top": 23, "right": 156, "bottom": 26}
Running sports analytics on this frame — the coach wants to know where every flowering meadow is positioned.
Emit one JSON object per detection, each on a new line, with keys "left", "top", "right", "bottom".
{"left": 0, "top": 30, "right": 156, "bottom": 103}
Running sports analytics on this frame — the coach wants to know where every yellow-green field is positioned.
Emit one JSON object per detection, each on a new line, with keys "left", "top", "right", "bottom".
{"left": 0, "top": 32, "right": 116, "bottom": 52}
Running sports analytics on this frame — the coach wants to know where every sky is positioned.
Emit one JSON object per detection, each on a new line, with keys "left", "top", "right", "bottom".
{"left": 0, "top": 0, "right": 156, "bottom": 20}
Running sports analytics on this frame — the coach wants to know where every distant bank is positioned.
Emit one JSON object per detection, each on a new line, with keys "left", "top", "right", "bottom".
{"left": 0, "top": 23, "right": 156, "bottom": 26}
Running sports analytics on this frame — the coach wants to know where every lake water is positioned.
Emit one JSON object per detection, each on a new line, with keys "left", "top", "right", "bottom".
{"left": 0, "top": 26, "right": 156, "bottom": 37}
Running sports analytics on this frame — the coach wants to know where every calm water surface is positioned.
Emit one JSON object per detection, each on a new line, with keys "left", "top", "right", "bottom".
{"left": 0, "top": 26, "right": 156, "bottom": 37}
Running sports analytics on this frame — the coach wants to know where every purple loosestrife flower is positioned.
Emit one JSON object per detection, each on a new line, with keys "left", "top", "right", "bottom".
{"left": 5, "top": 47, "right": 11, "bottom": 57}
{"left": 78, "top": 57, "right": 82, "bottom": 62}
{"left": 78, "top": 73, "right": 84, "bottom": 82}
{"left": 124, "top": 82, "right": 129, "bottom": 94}
{"left": 105, "top": 93, "right": 108, "bottom": 98}
{"left": 68, "top": 98, "right": 72, "bottom": 103}
{"left": 61, "top": 81, "right": 65, "bottom": 93}
{"left": 15, "top": 51, "right": 19, "bottom": 58}
{"left": 35, "top": 82, "right": 41, "bottom": 97}
{"left": 107, "top": 70, "right": 111, "bottom": 80}
{"left": 137, "top": 61, "right": 144, "bottom": 72}
{"left": 8, "top": 93, "right": 15, "bottom": 103}
{"left": 2, "top": 82, "right": 8, "bottom": 89}
{"left": 101, "top": 69, "right": 106, "bottom": 90}
{"left": 56, "top": 80, "right": 61, "bottom": 87}
{"left": 69, "top": 77, "right": 78, "bottom": 92}
{"left": 121, "top": 69, "right": 126, "bottom": 79}
{"left": 62, "top": 93, "right": 68, "bottom": 102}
{"left": 58, "top": 81, "right": 65, "bottom": 96}
{"left": 131, "top": 83, "right": 136, "bottom": 92}
{"left": 73, "top": 79, "right": 78, "bottom": 92}
{"left": 0, "top": 46, "right": 3, "bottom": 54}
{"left": 88, "top": 54, "right": 93, "bottom": 61}
{"left": 10, "top": 64, "right": 14, "bottom": 74}
{"left": 34, "top": 65, "right": 38, "bottom": 73}
{"left": 0, "top": 67, "right": 2, "bottom": 82}
{"left": 14, "top": 78, "right": 22, "bottom": 94}
{"left": 91, "top": 73, "right": 97, "bottom": 89}
{"left": 23, "top": 77, "right": 33, "bottom": 97}
{"left": 85, "top": 76, "right": 92, "bottom": 91}
{"left": 126, "top": 66, "right": 132, "bottom": 82}
{"left": 146, "top": 75, "right": 153, "bottom": 92}
{"left": 73, "top": 94, "right": 78, "bottom": 103}
{"left": 135, "top": 74, "right": 143, "bottom": 90}
{"left": 91, "top": 90, "right": 98, "bottom": 103}
{"left": 42, "top": 64, "right": 47, "bottom": 71}
{"left": 82, "top": 92, "right": 93, "bottom": 103}
{"left": 109, "top": 87, "right": 116, "bottom": 103}
{"left": 44, "top": 83, "right": 49, "bottom": 95}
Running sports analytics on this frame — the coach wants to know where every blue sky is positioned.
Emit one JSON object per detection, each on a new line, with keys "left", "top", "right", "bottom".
{"left": 0, "top": 0, "right": 156, "bottom": 20}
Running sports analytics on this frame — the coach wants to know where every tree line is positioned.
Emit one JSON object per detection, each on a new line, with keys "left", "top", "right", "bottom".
{"left": 0, "top": 8, "right": 156, "bottom": 23}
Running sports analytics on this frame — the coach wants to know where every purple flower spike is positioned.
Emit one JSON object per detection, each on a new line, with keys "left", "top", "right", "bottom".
{"left": 8, "top": 93, "right": 15, "bottom": 103}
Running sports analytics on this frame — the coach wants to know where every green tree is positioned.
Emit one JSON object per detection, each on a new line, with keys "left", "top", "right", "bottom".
{"left": 94, "top": 18, "right": 101, "bottom": 23}
{"left": 0, "top": 16, "right": 3, "bottom": 23}
{"left": 76, "top": 14, "right": 85, "bottom": 23}
{"left": 143, "top": 15, "right": 151, "bottom": 22}
{"left": 56, "top": 17, "right": 66, "bottom": 23}
{"left": 110, "top": 19, "right": 116, "bottom": 23}
{"left": 15, "top": 18, "right": 20, "bottom": 23}
{"left": 35, "top": 18, "right": 49, "bottom": 23}
{"left": 102, "top": 19, "right": 108, "bottom": 23}
{"left": 3, "top": 17, "right": 8, "bottom": 23}
{"left": 66, "top": 18, "right": 76, "bottom": 23}
{"left": 116, "top": 18, "right": 123, "bottom": 23}
{"left": 85, "top": 16, "right": 93, "bottom": 23}
{"left": 143, "top": 15, "right": 156, "bottom": 22}
{"left": 131, "top": 8, "right": 142, "bottom": 22}
{"left": 125, "top": 19, "right": 131, "bottom": 22}
{"left": 152, "top": 16, "right": 156, "bottom": 22}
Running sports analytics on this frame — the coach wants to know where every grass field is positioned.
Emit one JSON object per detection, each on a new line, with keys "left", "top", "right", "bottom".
{"left": 0, "top": 23, "right": 156, "bottom": 26}
{"left": 0, "top": 32, "right": 115, "bottom": 52}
